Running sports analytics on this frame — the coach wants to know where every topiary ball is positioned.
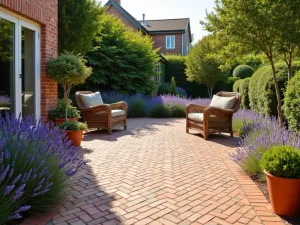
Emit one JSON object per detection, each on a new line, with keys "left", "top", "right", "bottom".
{"left": 260, "top": 146, "right": 300, "bottom": 178}
{"left": 233, "top": 65, "right": 254, "bottom": 79}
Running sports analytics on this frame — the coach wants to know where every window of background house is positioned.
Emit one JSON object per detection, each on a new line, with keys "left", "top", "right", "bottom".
{"left": 166, "top": 36, "right": 175, "bottom": 49}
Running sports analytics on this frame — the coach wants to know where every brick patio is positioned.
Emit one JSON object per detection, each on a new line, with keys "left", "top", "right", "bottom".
{"left": 23, "top": 118, "right": 284, "bottom": 225}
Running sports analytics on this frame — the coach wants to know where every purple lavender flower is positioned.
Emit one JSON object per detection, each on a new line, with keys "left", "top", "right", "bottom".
{"left": 4, "top": 185, "right": 15, "bottom": 196}
{"left": 14, "top": 205, "right": 31, "bottom": 213}
{"left": 8, "top": 213, "right": 22, "bottom": 219}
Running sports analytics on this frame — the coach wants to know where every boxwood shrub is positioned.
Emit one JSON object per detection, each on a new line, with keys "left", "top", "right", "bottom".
{"left": 249, "top": 61, "right": 300, "bottom": 115}
{"left": 284, "top": 71, "right": 300, "bottom": 132}
{"left": 260, "top": 146, "right": 300, "bottom": 178}
{"left": 233, "top": 79, "right": 242, "bottom": 93}
{"left": 233, "top": 65, "right": 254, "bottom": 79}
{"left": 239, "top": 78, "right": 251, "bottom": 109}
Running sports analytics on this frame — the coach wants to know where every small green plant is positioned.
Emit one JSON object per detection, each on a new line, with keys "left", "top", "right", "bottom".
{"left": 149, "top": 104, "right": 171, "bottom": 118}
{"left": 59, "top": 121, "right": 88, "bottom": 131}
{"left": 170, "top": 104, "right": 186, "bottom": 117}
{"left": 128, "top": 99, "right": 146, "bottom": 118}
{"left": 48, "top": 99, "right": 80, "bottom": 121}
{"left": 170, "top": 77, "right": 177, "bottom": 95}
{"left": 260, "top": 146, "right": 300, "bottom": 178}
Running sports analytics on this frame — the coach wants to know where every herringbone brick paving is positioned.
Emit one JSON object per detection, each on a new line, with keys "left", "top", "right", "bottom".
{"left": 23, "top": 118, "right": 284, "bottom": 225}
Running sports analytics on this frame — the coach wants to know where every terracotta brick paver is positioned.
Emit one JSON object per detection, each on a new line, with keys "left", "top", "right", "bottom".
{"left": 22, "top": 119, "right": 283, "bottom": 225}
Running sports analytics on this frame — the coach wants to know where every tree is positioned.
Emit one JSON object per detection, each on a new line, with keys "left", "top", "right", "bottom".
{"left": 185, "top": 35, "right": 224, "bottom": 98}
{"left": 86, "top": 14, "right": 159, "bottom": 95}
{"left": 47, "top": 52, "right": 92, "bottom": 121}
{"left": 201, "top": 0, "right": 300, "bottom": 125}
{"left": 58, "top": 0, "right": 104, "bottom": 55}
{"left": 274, "top": 0, "right": 300, "bottom": 82}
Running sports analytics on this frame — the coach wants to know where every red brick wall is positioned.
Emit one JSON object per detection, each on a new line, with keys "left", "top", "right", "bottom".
{"left": 0, "top": 0, "right": 58, "bottom": 121}
{"left": 151, "top": 33, "right": 183, "bottom": 55}
{"left": 107, "top": 5, "right": 137, "bottom": 30}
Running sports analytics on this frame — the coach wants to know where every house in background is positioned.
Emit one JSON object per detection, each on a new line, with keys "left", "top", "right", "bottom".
{"left": 105, "top": 0, "right": 192, "bottom": 56}
{"left": 0, "top": 0, "right": 58, "bottom": 122}
{"left": 105, "top": 0, "right": 192, "bottom": 84}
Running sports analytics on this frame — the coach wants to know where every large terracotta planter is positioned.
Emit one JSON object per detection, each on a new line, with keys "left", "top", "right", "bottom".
{"left": 54, "top": 118, "right": 77, "bottom": 126}
{"left": 65, "top": 130, "right": 84, "bottom": 146}
{"left": 264, "top": 170, "right": 300, "bottom": 216}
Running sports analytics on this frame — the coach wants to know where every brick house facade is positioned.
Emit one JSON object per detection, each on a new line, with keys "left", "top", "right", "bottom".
{"left": 0, "top": 0, "right": 58, "bottom": 121}
{"left": 105, "top": 0, "right": 192, "bottom": 56}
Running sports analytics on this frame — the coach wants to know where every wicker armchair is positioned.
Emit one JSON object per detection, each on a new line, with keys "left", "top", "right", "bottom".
{"left": 185, "top": 91, "right": 241, "bottom": 140}
{"left": 75, "top": 91, "right": 128, "bottom": 134}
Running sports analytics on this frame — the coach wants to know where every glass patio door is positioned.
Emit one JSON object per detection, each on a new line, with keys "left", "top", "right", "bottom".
{"left": 0, "top": 8, "right": 40, "bottom": 119}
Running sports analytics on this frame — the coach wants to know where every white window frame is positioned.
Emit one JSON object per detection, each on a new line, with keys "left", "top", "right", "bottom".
{"left": 166, "top": 35, "right": 175, "bottom": 49}
{"left": 0, "top": 8, "right": 41, "bottom": 120}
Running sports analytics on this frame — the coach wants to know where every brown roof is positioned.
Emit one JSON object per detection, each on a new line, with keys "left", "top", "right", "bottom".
{"left": 139, "top": 18, "right": 190, "bottom": 32}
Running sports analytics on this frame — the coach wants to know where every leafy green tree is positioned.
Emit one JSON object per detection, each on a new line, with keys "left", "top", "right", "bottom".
{"left": 170, "top": 77, "right": 177, "bottom": 95}
{"left": 201, "top": 0, "right": 300, "bottom": 125}
{"left": 86, "top": 14, "right": 159, "bottom": 95}
{"left": 185, "top": 35, "right": 224, "bottom": 98}
{"left": 58, "top": 0, "right": 104, "bottom": 55}
{"left": 275, "top": 0, "right": 300, "bottom": 82}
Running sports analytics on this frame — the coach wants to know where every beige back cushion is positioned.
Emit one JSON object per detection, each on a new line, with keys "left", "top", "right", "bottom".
{"left": 80, "top": 92, "right": 103, "bottom": 107}
{"left": 210, "top": 95, "right": 236, "bottom": 109}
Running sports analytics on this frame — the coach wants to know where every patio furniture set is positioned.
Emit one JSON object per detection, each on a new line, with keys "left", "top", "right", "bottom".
{"left": 75, "top": 91, "right": 241, "bottom": 140}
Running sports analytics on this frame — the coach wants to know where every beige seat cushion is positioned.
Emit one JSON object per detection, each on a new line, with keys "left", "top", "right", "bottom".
{"left": 188, "top": 113, "right": 204, "bottom": 122}
{"left": 111, "top": 109, "right": 125, "bottom": 117}
{"left": 210, "top": 95, "right": 236, "bottom": 109}
{"left": 80, "top": 92, "right": 103, "bottom": 107}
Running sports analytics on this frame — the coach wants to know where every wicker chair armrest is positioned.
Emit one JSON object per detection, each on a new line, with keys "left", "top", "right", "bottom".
{"left": 80, "top": 104, "right": 112, "bottom": 113}
{"left": 186, "top": 104, "right": 207, "bottom": 114}
{"left": 110, "top": 101, "right": 128, "bottom": 111}
{"left": 203, "top": 106, "right": 234, "bottom": 118}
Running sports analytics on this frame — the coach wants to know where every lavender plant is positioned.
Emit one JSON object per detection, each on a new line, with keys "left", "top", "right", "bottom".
{"left": 101, "top": 91, "right": 211, "bottom": 118}
{"left": 0, "top": 114, "right": 85, "bottom": 224}
{"left": 231, "top": 110, "right": 300, "bottom": 175}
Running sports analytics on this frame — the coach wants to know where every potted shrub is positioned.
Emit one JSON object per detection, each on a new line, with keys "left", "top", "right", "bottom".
{"left": 59, "top": 121, "right": 88, "bottom": 146}
{"left": 49, "top": 99, "right": 80, "bottom": 126}
{"left": 260, "top": 146, "right": 300, "bottom": 216}
{"left": 47, "top": 52, "right": 92, "bottom": 145}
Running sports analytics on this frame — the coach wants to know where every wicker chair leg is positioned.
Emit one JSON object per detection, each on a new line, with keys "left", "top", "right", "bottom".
{"left": 230, "top": 131, "right": 233, "bottom": 137}
{"left": 186, "top": 121, "right": 189, "bottom": 133}
{"left": 204, "top": 133, "right": 208, "bottom": 140}
{"left": 108, "top": 128, "right": 112, "bottom": 135}
{"left": 124, "top": 119, "right": 127, "bottom": 130}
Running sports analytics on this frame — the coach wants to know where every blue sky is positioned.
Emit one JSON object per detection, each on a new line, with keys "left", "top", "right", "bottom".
{"left": 102, "top": 0, "right": 215, "bottom": 43}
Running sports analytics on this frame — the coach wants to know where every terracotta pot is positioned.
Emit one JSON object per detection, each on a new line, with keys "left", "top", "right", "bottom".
{"left": 54, "top": 118, "right": 77, "bottom": 126}
{"left": 264, "top": 170, "right": 300, "bottom": 216}
{"left": 65, "top": 130, "right": 84, "bottom": 146}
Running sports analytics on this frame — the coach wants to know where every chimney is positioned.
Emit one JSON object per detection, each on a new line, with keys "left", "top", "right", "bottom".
{"left": 114, "top": 0, "right": 121, "bottom": 5}
{"left": 142, "top": 14, "right": 147, "bottom": 26}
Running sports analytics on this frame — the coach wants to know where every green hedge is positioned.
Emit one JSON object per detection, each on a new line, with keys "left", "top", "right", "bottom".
{"left": 239, "top": 78, "right": 251, "bottom": 109}
{"left": 164, "top": 55, "right": 209, "bottom": 98}
{"left": 249, "top": 61, "right": 300, "bottom": 115}
{"left": 233, "top": 79, "right": 242, "bottom": 93}
{"left": 284, "top": 71, "right": 300, "bottom": 132}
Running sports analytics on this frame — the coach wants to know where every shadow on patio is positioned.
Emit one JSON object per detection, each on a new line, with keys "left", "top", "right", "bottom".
{"left": 82, "top": 118, "right": 181, "bottom": 142}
